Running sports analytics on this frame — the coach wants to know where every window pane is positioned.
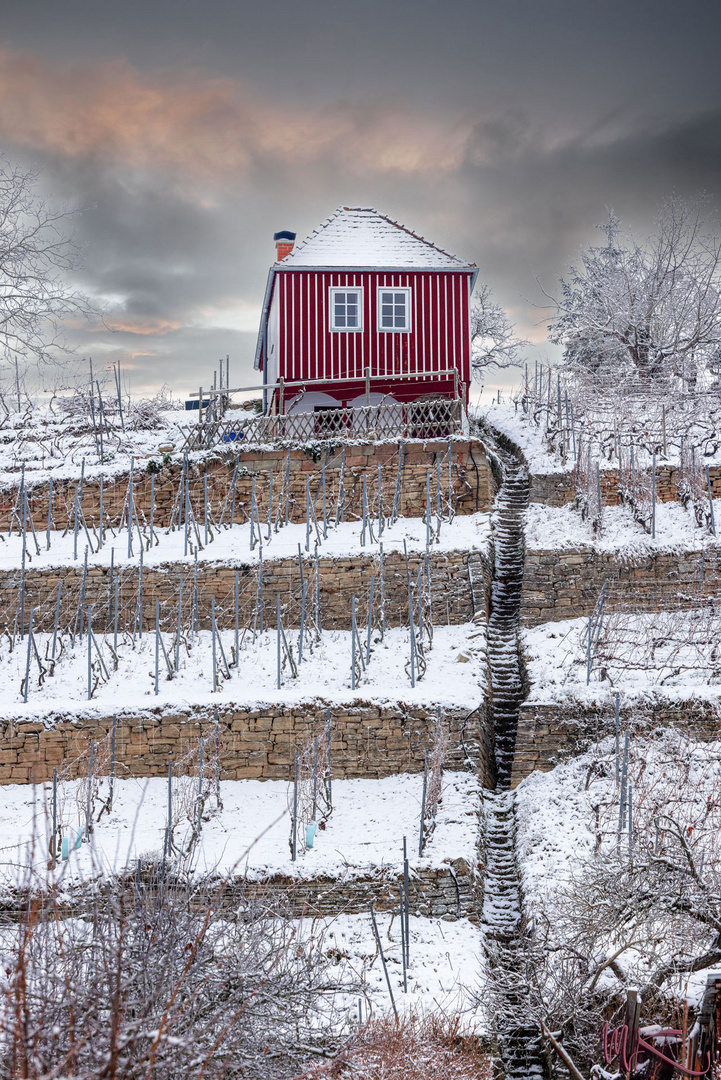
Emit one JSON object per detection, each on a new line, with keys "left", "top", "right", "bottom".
{"left": 382, "top": 316, "right": 393, "bottom": 327}
{"left": 332, "top": 289, "right": 363, "bottom": 329}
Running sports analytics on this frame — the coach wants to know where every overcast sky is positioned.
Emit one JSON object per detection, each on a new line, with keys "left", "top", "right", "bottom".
{"left": 2, "top": 0, "right": 720, "bottom": 399}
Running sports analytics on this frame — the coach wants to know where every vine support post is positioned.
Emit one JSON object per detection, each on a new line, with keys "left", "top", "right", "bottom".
{"left": 403, "top": 835, "right": 410, "bottom": 965}
{"left": 109, "top": 713, "right": 117, "bottom": 811}
{"left": 46, "top": 476, "right": 53, "bottom": 551}
{"left": 369, "top": 902, "right": 398, "bottom": 1020}
{"left": 351, "top": 595, "right": 357, "bottom": 691}
{"left": 706, "top": 466, "right": 716, "bottom": 536}
{"left": 418, "top": 749, "right": 428, "bottom": 856}
{"left": 51, "top": 767, "right": 57, "bottom": 860}
{"left": 291, "top": 752, "right": 298, "bottom": 862}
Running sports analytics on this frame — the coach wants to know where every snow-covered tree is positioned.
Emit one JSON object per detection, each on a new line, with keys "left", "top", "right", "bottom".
{"left": 470, "top": 283, "right": 527, "bottom": 377}
{"left": 0, "top": 155, "right": 91, "bottom": 368}
{"left": 547, "top": 197, "right": 721, "bottom": 387}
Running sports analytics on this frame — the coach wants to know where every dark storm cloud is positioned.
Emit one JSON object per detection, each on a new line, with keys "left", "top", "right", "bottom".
{"left": 0, "top": 0, "right": 719, "bottom": 396}
{"left": 452, "top": 108, "right": 721, "bottom": 334}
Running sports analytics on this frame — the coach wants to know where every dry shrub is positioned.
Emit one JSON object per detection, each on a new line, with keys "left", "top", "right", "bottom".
{"left": 296, "top": 1013, "right": 491, "bottom": 1080}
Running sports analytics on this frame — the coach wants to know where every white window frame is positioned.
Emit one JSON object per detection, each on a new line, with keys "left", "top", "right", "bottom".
{"left": 328, "top": 286, "right": 364, "bottom": 332}
{"left": 377, "top": 286, "right": 412, "bottom": 332}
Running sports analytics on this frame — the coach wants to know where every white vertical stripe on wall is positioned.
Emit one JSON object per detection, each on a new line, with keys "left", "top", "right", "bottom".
{"left": 444, "top": 275, "right": 449, "bottom": 371}
{"left": 282, "top": 276, "right": 288, "bottom": 388}
{"left": 436, "top": 276, "right": 441, "bottom": 374}
{"left": 451, "top": 275, "right": 456, "bottom": 369}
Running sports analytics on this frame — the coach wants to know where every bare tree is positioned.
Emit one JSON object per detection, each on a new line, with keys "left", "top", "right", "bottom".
{"left": 470, "top": 284, "right": 528, "bottom": 377}
{"left": 546, "top": 196, "right": 721, "bottom": 387}
{"left": 1, "top": 868, "right": 354, "bottom": 1080}
{"left": 0, "top": 155, "right": 92, "bottom": 368}
{"left": 503, "top": 733, "right": 721, "bottom": 1072}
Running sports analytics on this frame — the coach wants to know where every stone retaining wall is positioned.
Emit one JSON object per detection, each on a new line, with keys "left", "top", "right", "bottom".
{"left": 0, "top": 861, "right": 482, "bottom": 922}
{"left": 0, "top": 439, "right": 495, "bottom": 530}
{"left": 171, "top": 861, "right": 481, "bottom": 919}
{"left": 0, "top": 700, "right": 494, "bottom": 787}
{"left": 510, "top": 698, "right": 721, "bottom": 786}
{"left": 529, "top": 465, "right": 721, "bottom": 508}
{"left": 0, "top": 548, "right": 492, "bottom": 633}
{"left": 522, "top": 546, "right": 720, "bottom": 626}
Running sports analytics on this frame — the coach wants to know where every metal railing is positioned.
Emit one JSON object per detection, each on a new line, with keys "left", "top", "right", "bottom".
{"left": 177, "top": 397, "right": 465, "bottom": 452}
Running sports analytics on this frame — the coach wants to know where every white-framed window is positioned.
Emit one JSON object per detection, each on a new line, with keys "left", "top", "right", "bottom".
{"left": 377, "top": 287, "right": 411, "bottom": 331}
{"left": 329, "top": 287, "right": 363, "bottom": 331}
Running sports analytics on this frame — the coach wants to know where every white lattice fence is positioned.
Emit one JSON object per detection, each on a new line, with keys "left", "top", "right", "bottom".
{"left": 178, "top": 398, "right": 464, "bottom": 452}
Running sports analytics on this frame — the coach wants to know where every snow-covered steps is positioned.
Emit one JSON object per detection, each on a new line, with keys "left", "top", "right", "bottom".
{"left": 487, "top": 447, "right": 530, "bottom": 788}
{"left": 481, "top": 791, "right": 521, "bottom": 940}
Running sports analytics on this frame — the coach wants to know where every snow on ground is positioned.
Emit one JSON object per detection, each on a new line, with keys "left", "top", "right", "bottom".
{"left": 310, "top": 910, "right": 485, "bottom": 1026}
{"left": 0, "top": 772, "right": 479, "bottom": 884}
{"left": 515, "top": 730, "right": 721, "bottom": 1005}
{"left": 0, "top": 405, "right": 186, "bottom": 487}
{"left": 523, "top": 614, "right": 721, "bottom": 704}
{"left": 525, "top": 500, "right": 719, "bottom": 554}
{"left": 475, "top": 401, "right": 570, "bottom": 474}
{"left": 0, "top": 513, "right": 492, "bottom": 571}
{"left": 3, "top": 622, "right": 486, "bottom": 720}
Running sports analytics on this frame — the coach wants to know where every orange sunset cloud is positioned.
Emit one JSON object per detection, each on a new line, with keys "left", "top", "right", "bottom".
{"left": 0, "top": 48, "right": 478, "bottom": 181}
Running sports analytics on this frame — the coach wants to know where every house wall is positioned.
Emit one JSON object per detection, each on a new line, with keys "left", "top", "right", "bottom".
{"left": 274, "top": 269, "right": 472, "bottom": 403}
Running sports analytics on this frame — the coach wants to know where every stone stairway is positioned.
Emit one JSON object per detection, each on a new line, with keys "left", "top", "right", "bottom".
{"left": 482, "top": 438, "right": 547, "bottom": 1078}
{"left": 488, "top": 449, "right": 530, "bottom": 789}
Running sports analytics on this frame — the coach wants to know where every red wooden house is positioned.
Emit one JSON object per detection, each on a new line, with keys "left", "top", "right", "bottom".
{"left": 254, "top": 207, "right": 477, "bottom": 418}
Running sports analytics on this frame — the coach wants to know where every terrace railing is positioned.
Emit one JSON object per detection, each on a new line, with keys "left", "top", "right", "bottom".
{"left": 177, "top": 397, "right": 465, "bottom": 452}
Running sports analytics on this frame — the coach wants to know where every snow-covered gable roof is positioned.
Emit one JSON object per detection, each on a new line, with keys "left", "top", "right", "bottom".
{"left": 277, "top": 207, "right": 475, "bottom": 270}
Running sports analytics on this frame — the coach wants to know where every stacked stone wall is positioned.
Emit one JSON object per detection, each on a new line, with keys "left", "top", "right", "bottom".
{"left": 522, "top": 546, "right": 720, "bottom": 626}
{"left": 0, "top": 439, "right": 495, "bottom": 530}
{"left": 529, "top": 464, "right": 721, "bottom": 508}
{"left": 510, "top": 698, "right": 721, "bottom": 786}
{"left": 0, "top": 862, "right": 481, "bottom": 922}
{"left": 0, "top": 548, "right": 492, "bottom": 632}
{"left": 0, "top": 700, "right": 494, "bottom": 788}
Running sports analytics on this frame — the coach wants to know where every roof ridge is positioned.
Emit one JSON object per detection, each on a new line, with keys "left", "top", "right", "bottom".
{"left": 276, "top": 206, "right": 475, "bottom": 269}
{"left": 369, "top": 207, "right": 467, "bottom": 266}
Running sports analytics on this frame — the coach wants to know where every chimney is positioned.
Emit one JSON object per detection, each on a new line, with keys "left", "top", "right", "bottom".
{"left": 274, "top": 230, "right": 296, "bottom": 261}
